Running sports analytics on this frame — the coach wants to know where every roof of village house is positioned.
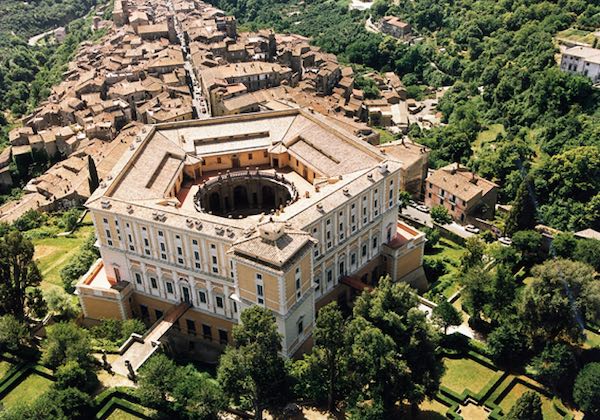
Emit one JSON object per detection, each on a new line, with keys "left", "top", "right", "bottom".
{"left": 426, "top": 163, "right": 498, "bottom": 202}
{"left": 563, "top": 46, "right": 600, "bottom": 64}
{"left": 382, "top": 16, "right": 410, "bottom": 29}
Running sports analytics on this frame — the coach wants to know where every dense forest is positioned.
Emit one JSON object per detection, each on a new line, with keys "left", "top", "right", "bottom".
{"left": 208, "top": 0, "right": 600, "bottom": 232}
{"left": 0, "top": 0, "right": 108, "bottom": 150}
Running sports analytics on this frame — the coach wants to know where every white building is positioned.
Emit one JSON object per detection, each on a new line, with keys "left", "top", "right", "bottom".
{"left": 560, "top": 46, "right": 600, "bottom": 83}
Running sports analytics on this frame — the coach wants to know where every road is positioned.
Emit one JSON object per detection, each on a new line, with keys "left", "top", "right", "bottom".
{"left": 167, "top": 0, "right": 211, "bottom": 119}
{"left": 400, "top": 205, "right": 476, "bottom": 239}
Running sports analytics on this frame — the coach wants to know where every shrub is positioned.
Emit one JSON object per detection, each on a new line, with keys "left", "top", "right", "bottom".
{"left": 573, "top": 362, "right": 600, "bottom": 417}
{"left": 55, "top": 361, "right": 99, "bottom": 393}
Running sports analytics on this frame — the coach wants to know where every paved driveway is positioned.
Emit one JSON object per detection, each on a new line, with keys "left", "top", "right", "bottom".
{"left": 400, "top": 206, "right": 475, "bottom": 239}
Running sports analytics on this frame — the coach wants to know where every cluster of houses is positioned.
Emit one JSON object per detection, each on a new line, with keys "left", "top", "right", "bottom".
{"left": 0, "top": 0, "right": 493, "bottom": 227}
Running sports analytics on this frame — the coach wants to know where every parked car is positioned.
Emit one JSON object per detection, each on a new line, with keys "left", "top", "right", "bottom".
{"left": 416, "top": 204, "right": 429, "bottom": 213}
{"left": 408, "top": 200, "right": 418, "bottom": 208}
{"left": 498, "top": 236, "right": 512, "bottom": 246}
{"left": 464, "top": 224, "right": 480, "bottom": 234}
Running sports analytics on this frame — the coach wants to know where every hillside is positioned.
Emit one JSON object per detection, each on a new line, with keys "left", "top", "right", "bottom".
{"left": 208, "top": 0, "right": 600, "bottom": 232}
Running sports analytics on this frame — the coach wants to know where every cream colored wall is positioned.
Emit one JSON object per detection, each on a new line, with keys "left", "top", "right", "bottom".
{"left": 284, "top": 251, "right": 312, "bottom": 309}
{"left": 236, "top": 262, "right": 281, "bottom": 312}
{"left": 396, "top": 246, "right": 423, "bottom": 279}
{"left": 82, "top": 295, "right": 124, "bottom": 320}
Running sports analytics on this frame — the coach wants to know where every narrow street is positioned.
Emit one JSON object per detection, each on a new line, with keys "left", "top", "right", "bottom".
{"left": 167, "top": 0, "right": 211, "bottom": 119}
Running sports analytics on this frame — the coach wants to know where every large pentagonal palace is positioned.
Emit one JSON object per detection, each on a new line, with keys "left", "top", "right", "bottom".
{"left": 77, "top": 108, "right": 426, "bottom": 361}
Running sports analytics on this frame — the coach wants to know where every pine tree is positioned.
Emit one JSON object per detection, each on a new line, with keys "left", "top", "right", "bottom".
{"left": 87, "top": 155, "right": 99, "bottom": 194}
{"left": 505, "top": 175, "right": 537, "bottom": 236}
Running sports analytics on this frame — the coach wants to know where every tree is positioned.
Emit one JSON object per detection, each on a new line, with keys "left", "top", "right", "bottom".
{"left": 0, "top": 230, "right": 43, "bottom": 319}
{"left": 60, "top": 233, "right": 99, "bottom": 292}
{"left": 431, "top": 205, "right": 452, "bottom": 225}
{"left": 505, "top": 391, "right": 542, "bottom": 420}
{"left": 518, "top": 259, "right": 598, "bottom": 344}
{"left": 137, "top": 353, "right": 178, "bottom": 407}
{"left": 529, "top": 343, "right": 577, "bottom": 391}
{"left": 87, "top": 155, "right": 99, "bottom": 194}
{"left": 1, "top": 387, "right": 95, "bottom": 420}
{"left": 0, "top": 314, "right": 28, "bottom": 353}
{"left": 573, "top": 238, "right": 600, "bottom": 272}
{"left": 25, "top": 288, "right": 47, "bottom": 319}
{"left": 349, "top": 277, "right": 443, "bottom": 415}
{"left": 55, "top": 361, "right": 98, "bottom": 394}
{"left": 505, "top": 175, "right": 537, "bottom": 236}
{"left": 172, "top": 365, "right": 225, "bottom": 419}
{"left": 398, "top": 190, "right": 412, "bottom": 211}
{"left": 487, "top": 318, "right": 530, "bottom": 367}
{"left": 511, "top": 230, "right": 543, "bottom": 267}
{"left": 217, "top": 306, "right": 289, "bottom": 420}
{"left": 432, "top": 300, "right": 462, "bottom": 333}
{"left": 460, "top": 236, "right": 486, "bottom": 272}
{"left": 460, "top": 265, "right": 491, "bottom": 321}
{"left": 573, "top": 363, "right": 600, "bottom": 418}
{"left": 551, "top": 232, "right": 576, "bottom": 259}
{"left": 44, "top": 288, "right": 80, "bottom": 320}
{"left": 41, "top": 322, "right": 92, "bottom": 369}
{"left": 291, "top": 302, "right": 347, "bottom": 411}
{"left": 423, "top": 227, "right": 440, "bottom": 252}
{"left": 485, "top": 264, "right": 516, "bottom": 322}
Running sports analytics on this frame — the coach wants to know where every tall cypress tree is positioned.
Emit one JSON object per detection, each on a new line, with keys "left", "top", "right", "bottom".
{"left": 87, "top": 155, "right": 99, "bottom": 194}
{"left": 505, "top": 174, "right": 537, "bottom": 236}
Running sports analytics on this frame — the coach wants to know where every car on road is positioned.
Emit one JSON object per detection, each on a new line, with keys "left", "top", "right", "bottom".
{"left": 498, "top": 236, "right": 512, "bottom": 246}
{"left": 464, "top": 224, "right": 480, "bottom": 234}
{"left": 408, "top": 200, "right": 417, "bottom": 208}
{"left": 416, "top": 204, "right": 429, "bottom": 213}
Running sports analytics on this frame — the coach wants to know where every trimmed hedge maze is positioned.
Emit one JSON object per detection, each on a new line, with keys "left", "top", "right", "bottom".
{"left": 422, "top": 349, "right": 575, "bottom": 419}
{"left": 95, "top": 388, "right": 158, "bottom": 420}
{"left": 0, "top": 357, "right": 54, "bottom": 409}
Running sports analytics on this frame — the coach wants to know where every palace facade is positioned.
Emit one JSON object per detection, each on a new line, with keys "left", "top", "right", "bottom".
{"left": 76, "top": 108, "right": 426, "bottom": 360}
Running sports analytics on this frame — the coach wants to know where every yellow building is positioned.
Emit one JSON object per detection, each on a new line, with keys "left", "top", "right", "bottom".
{"left": 76, "top": 107, "right": 426, "bottom": 360}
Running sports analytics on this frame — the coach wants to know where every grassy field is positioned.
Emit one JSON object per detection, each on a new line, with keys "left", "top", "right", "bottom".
{"left": 107, "top": 408, "right": 144, "bottom": 420}
{"left": 441, "top": 357, "right": 497, "bottom": 394}
{"left": 498, "top": 382, "right": 563, "bottom": 420}
{"left": 424, "top": 237, "right": 465, "bottom": 299}
{"left": 556, "top": 28, "right": 597, "bottom": 45}
{"left": 33, "top": 213, "right": 94, "bottom": 291}
{"left": 584, "top": 329, "right": 600, "bottom": 349}
{"left": 374, "top": 126, "right": 396, "bottom": 144}
{"left": 0, "top": 373, "right": 52, "bottom": 408}
{"left": 472, "top": 124, "right": 505, "bottom": 154}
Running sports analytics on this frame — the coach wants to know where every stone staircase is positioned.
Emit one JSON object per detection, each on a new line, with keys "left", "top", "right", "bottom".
{"left": 112, "top": 302, "right": 190, "bottom": 377}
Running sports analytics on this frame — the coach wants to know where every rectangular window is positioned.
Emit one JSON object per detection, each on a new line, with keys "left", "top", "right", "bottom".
{"left": 373, "top": 236, "right": 378, "bottom": 249}
{"left": 186, "top": 319, "right": 196, "bottom": 334}
{"left": 389, "top": 179, "right": 394, "bottom": 207}
{"left": 141, "top": 227, "right": 151, "bottom": 256}
{"left": 315, "top": 276, "right": 321, "bottom": 291}
{"left": 202, "top": 324, "right": 212, "bottom": 340}
{"left": 135, "top": 273, "right": 142, "bottom": 285}
{"left": 297, "top": 318, "right": 304, "bottom": 335}
{"left": 103, "top": 218, "right": 113, "bottom": 247}
{"left": 216, "top": 296, "right": 224, "bottom": 308}
{"left": 126, "top": 223, "right": 135, "bottom": 251}
{"left": 198, "top": 290, "right": 207, "bottom": 304}
{"left": 248, "top": 153, "right": 253, "bottom": 160}
{"left": 218, "top": 329, "right": 228, "bottom": 345}
{"left": 351, "top": 203, "right": 357, "bottom": 232}
{"left": 192, "top": 239, "right": 201, "bottom": 270}
{"left": 256, "top": 284, "right": 264, "bottom": 305}
{"left": 327, "top": 269, "right": 333, "bottom": 283}
{"left": 150, "top": 277, "right": 158, "bottom": 289}
{"left": 166, "top": 281, "right": 174, "bottom": 294}
{"left": 295, "top": 267, "right": 301, "bottom": 299}
{"left": 362, "top": 244, "right": 367, "bottom": 257}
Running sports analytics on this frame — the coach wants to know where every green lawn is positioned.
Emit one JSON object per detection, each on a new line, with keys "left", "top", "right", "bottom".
{"left": 415, "top": 399, "right": 448, "bottom": 419}
{"left": 556, "top": 28, "right": 597, "bottom": 45}
{"left": 498, "top": 383, "right": 563, "bottom": 420}
{"left": 472, "top": 124, "right": 505, "bottom": 154}
{"left": 107, "top": 408, "right": 145, "bottom": 420}
{"left": 33, "top": 214, "right": 94, "bottom": 290}
{"left": 424, "top": 238, "right": 465, "bottom": 299}
{"left": 0, "top": 373, "right": 53, "bottom": 408}
{"left": 584, "top": 329, "right": 600, "bottom": 349}
{"left": 0, "top": 360, "right": 14, "bottom": 380}
{"left": 374, "top": 126, "right": 396, "bottom": 144}
{"left": 441, "top": 357, "right": 497, "bottom": 395}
